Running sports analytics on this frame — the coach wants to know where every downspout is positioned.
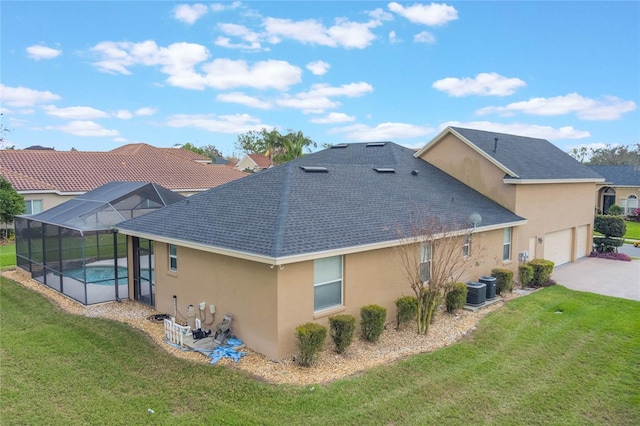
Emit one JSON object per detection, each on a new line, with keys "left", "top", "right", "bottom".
{"left": 113, "top": 228, "right": 120, "bottom": 302}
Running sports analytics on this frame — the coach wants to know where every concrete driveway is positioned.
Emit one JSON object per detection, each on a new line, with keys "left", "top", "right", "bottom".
{"left": 551, "top": 257, "right": 640, "bottom": 301}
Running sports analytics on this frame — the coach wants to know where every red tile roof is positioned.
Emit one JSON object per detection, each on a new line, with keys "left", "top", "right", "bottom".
{"left": 0, "top": 144, "right": 247, "bottom": 193}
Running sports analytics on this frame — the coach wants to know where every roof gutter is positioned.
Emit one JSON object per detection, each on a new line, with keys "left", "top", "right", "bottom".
{"left": 503, "top": 178, "right": 606, "bottom": 184}
{"left": 117, "top": 219, "right": 528, "bottom": 266}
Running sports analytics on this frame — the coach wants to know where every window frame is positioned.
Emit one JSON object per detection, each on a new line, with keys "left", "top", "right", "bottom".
{"left": 420, "top": 241, "right": 433, "bottom": 282}
{"left": 462, "top": 233, "right": 471, "bottom": 257}
{"left": 503, "top": 227, "right": 512, "bottom": 262}
{"left": 24, "top": 199, "right": 44, "bottom": 215}
{"left": 168, "top": 244, "right": 178, "bottom": 272}
{"left": 313, "top": 255, "right": 343, "bottom": 313}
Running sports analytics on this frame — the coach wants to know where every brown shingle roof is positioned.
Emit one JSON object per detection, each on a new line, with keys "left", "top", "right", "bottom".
{"left": 248, "top": 153, "right": 272, "bottom": 168}
{"left": 0, "top": 144, "right": 247, "bottom": 193}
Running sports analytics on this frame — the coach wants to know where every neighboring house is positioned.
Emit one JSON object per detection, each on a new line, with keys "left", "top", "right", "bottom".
{"left": 0, "top": 143, "right": 247, "bottom": 214}
{"left": 234, "top": 153, "right": 272, "bottom": 173}
{"left": 107, "top": 127, "right": 603, "bottom": 361}
{"left": 589, "top": 165, "right": 640, "bottom": 215}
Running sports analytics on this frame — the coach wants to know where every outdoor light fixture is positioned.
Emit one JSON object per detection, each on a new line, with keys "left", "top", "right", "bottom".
{"left": 538, "top": 237, "right": 543, "bottom": 244}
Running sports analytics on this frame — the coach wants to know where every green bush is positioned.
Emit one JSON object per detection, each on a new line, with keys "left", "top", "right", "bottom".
{"left": 594, "top": 215, "right": 626, "bottom": 237}
{"left": 360, "top": 304, "right": 387, "bottom": 343}
{"left": 593, "top": 236, "right": 625, "bottom": 253}
{"left": 395, "top": 296, "right": 417, "bottom": 330}
{"left": 446, "top": 282, "right": 468, "bottom": 313}
{"left": 518, "top": 264, "right": 534, "bottom": 288}
{"left": 491, "top": 268, "right": 514, "bottom": 295}
{"left": 328, "top": 314, "right": 356, "bottom": 354}
{"left": 606, "top": 205, "right": 623, "bottom": 215}
{"left": 528, "top": 259, "right": 555, "bottom": 287}
{"left": 294, "top": 322, "right": 327, "bottom": 367}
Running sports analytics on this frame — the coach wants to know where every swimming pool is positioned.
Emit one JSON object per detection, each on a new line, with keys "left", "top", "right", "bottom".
{"left": 65, "top": 266, "right": 128, "bottom": 286}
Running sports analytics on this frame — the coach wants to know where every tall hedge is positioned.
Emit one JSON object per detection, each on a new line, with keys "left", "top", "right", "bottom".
{"left": 528, "top": 259, "right": 555, "bottom": 287}
{"left": 360, "top": 304, "right": 386, "bottom": 343}
{"left": 491, "top": 268, "right": 513, "bottom": 295}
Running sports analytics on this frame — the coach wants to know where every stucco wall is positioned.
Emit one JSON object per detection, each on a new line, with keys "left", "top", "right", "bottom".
{"left": 418, "top": 133, "right": 517, "bottom": 211}
{"left": 152, "top": 243, "right": 280, "bottom": 360}
{"left": 513, "top": 182, "right": 596, "bottom": 262}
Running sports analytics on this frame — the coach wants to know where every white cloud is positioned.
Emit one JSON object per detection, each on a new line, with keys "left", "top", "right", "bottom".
{"left": 201, "top": 59, "right": 302, "bottom": 90}
{"left": 165, "top": 113, "right": 267, "bottom": 133}
{"left": 433, "top": 73, "right": 526, "bottom": 97}
{"left": 47, "top": 120, "right": 119, "bottom": 137}
{"left": 414, "top": 31, "right": 436, "bottom": 44}
{"left": 388, "top": 2, "right": 458, "bottom": 26}
{"left": 26, "top": 45, "right": 62, "bottom": 60}
{"left": 211, "top": 1, "right": 242, "bottom": 12}
{"left": 215, "top": 23, "right": 264, "bottom": 50}
{"left": 173, "top": 4, "right": 209, "bottom": 25}
{"left": 91, "top": 41, "right": 300, "bottom": 91}
{"left": 368, "top": 8, "right": 394, "bottom": 21}
{"left": 134, "top": 107, "right": 157, "bottom": 116}
{"left": 331, "top": 122, "right": 434, "bottom": 141}
{"left": 276, "top": 82, "right": 374, "bottom": 113}
{"left": 306, "top": 60, "right": 330, "bottom": 76}
{"left": 263, "top": 16, "right": 381, "bottom": 49}
{"left": 310, "top": 112, "right": 356, "bottom": 124}
{"left": 216, "top": 92, "right": 272, "bottom": 109}
{"left": 389, "top": 31, "right": 400, "bottom": 43}
{"left": 44, "top": 105, "right": 109, "bottom": 120}
{"left": 476, "top": 93, "right": 637, "bottom": 120}
{"left": 440, "top": 121, "right": 591, "bottom": 140}
{"left": 0, "top": 84, "right": 61, "bottom": 107}
{"left": 114, "top": 110, "right": 133, "bottom": 120}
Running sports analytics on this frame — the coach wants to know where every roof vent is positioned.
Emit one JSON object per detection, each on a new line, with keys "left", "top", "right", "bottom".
{"left": 411, "top": 170, "right": 419, "bottom": 176}
{"left": 331, "top": 143, "right": 348, "bottom": 149}
{"left": 493, "top": 138, "right": 498, "bottom": 153}
{"left": 373, "top": 167, "right": 395, "bottom": 173}
{"left": 366, "top": 142, "right": 386, "bottom": 147}
{"left": 299, "top": 166, "right": 328, "bottom": 173}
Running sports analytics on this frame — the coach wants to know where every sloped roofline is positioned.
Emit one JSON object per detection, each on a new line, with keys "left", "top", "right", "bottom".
{"left": 118, "top": 219, "right": 527, "bottom": 266}
{"left": 414, "top": 127, "right": 520, "bottom": 178}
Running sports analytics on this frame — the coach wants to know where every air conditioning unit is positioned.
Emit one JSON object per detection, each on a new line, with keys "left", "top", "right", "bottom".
{"left": 479, "top": 276, "right": 497, "bottom": 300}
{"left": 466, "top": 282, "right": 486, "bottom": 306}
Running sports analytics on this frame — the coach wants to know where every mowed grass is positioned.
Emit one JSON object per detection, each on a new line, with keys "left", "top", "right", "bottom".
{"left": 0, "top": 243, "right": 16, "bottom": 270}
{"left": 625, "top": 220, "right": 640, "bottom": 240}
{"left": 1, "top": 277, "right": 639, "bottom": 425}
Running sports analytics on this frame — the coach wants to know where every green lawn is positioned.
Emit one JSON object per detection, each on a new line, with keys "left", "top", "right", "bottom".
{"left": 1, "top": 277, "right": 638, "bottom": 425}
{"left": 625, "top": 220, "right": 640, "bottom": 240}
{"left": 0, "top": 243, "right": 16, "bottom": 270}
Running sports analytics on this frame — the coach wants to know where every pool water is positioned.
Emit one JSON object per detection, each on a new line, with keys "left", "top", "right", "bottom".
{"left": 65, "top": 266, "right": 128, "bottom": 285}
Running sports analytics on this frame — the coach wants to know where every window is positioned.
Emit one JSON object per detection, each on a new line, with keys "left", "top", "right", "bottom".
{"left": 462, "top": 234, "right": 471, "bottom": 257}
{"left": 621, "top": 194, "right": 639, "bottom": 216}
{"left": 503, "top": 228, "right": 512, "bottom": 261}
{"left": 314, "top": 256, "right": 343, "bottom": 312}
{"left": 419, "top": 241, "right": 432, "bottom": 282}
{"left": 169, "top": 244, "right": 178, "bottom": 271}
{"left": 24, "top": 200, "right": 43, "bottom": 215}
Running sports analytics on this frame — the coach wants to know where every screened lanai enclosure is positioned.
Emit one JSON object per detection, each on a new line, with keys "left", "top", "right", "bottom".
{"left": 14, "top": 182, "right": 184, "bottom": 305}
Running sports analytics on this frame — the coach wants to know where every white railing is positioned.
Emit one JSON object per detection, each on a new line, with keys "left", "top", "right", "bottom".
{"left": 164, "top": 318, "right": 191, "bottom": 347}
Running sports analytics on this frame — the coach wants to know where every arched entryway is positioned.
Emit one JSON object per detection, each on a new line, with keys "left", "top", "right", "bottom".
{"left": 601, "top": 187, "right": 616, "bottom": 214}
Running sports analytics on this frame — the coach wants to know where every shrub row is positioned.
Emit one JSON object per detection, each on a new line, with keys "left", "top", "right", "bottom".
{"left": 295, "top": 304, "right": 388, "bottom": 366}
{"left": 518, "top": 258, "right": 556, "bottom": 288}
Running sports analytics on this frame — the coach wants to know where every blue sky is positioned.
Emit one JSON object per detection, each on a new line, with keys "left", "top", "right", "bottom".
{"left": 2, "top": 1, "right": 638, "bottom": 156}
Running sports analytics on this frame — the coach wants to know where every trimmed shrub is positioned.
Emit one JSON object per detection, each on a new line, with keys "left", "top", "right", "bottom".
{"left": 606, "top": 205, "right": 623, "bottom": 216}
{"left": 518, "top": 264, "right": 534, "bottom": 288}
{"left": 395, "top": 296, "right": 417, "bottom": 330}
{"left": 446, "top": 282, "right": 467, "bottom": 313}
{"left": 328, "top": 314, "right": 356, "bottom": 354}
{"left": 491, "top": 268, "right": 514, "bottom": 295}
{"left": 528, "top": 259, "right": 555, "bottom": 287}
{"left": 593, "top": 236, "right": 625, "bottom": 253}
{"left": 294, "top": 322, "right": 327, "bottom": 367}
{"left": 360, "top": 304, "right": 387, "bottom": 343}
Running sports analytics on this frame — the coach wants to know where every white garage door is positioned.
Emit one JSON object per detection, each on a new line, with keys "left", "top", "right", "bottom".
{"left": 545, "top": 229, "right": 572, "bottom": 266}
{"left": 576, "top": 226, "right": 588, "bottom": 259}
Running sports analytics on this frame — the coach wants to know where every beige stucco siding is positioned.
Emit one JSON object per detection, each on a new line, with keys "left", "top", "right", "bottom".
{"left": 513, "top": 183, "right": 595, "bottom": 263}
{"left": 152, "top": 243, "right": 280, "bottom": 360}
{"left": 417, "top": 133, "right": 517, "bottom": 210}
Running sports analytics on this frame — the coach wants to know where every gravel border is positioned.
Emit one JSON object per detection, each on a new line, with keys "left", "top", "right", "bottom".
{"left": 3, "top": 270, "right": 530, "bottom": 386}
